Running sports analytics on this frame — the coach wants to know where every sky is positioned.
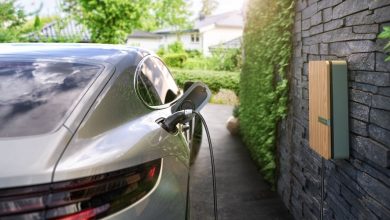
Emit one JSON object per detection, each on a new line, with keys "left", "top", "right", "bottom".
{"left": 17, "top": 0, "right": 245, "bottom": 18}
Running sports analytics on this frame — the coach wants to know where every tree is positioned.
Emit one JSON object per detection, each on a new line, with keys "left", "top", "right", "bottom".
{"left": 0, "top": 0, "right": 26, "bottom": 42}
{"left": 63, "top": 0, "right": 150, "bottom": 44}
{"left": 151, "top": 0, "right": 191, "bottom": 31}
{"left": 200, "top": 0, "right": 218, "bottom": 17}
{"left": 63, "top": 0, "right": 190, "bottom": 44}
{"left": 33, "top": 15, "right": 41, "bottom": 30}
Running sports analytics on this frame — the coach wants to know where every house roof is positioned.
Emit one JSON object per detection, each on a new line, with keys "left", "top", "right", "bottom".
{"left": 209, "top": 37, "right": 242, "bottom": 50}
{"left": 154, "top": 10, "right": 244, "bottom": 34}
{"left": 127, "top": 30, "right": 162, "bottom": 39}
{"left": 195, "top": 11, "right": 244, "bottom": 29}
{"left": 28, "top": 20, "right": 91, "bottom": 42}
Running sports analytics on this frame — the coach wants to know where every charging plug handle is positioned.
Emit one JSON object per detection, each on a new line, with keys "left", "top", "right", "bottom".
{"left": 156, "top": 110, "right": 194, "bottom": 134}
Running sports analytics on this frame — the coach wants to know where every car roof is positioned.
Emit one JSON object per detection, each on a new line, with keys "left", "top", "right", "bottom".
{"left": 0, "top": 43, "right": 152, "bottom": 65}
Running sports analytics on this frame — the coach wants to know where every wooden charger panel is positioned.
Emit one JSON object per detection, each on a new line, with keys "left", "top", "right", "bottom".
{"left": 308, "top": 60, "right": 349, "bottom": 160}
{"left": 309, "top": 61, "right": 331, "bottom": 159}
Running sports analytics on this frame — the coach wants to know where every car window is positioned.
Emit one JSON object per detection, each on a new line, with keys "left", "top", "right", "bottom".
{"left": 0, "top": 60, "right": 102, "bottom": 137}
{"left": 136, "top": 56, "right": 180, "bottom": 107}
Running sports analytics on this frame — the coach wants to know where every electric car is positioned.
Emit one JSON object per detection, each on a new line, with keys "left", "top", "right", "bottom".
{"left": 0, "top": 43, "right": 206, "bottom": 219}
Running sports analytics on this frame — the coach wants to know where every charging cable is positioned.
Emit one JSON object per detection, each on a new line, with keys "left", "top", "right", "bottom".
{"left": 156, "top": 110, "right": 218, "bottom": 220}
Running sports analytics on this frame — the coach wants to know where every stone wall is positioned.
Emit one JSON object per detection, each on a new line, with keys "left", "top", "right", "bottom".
{"left": 277, "top": 0, "right": 390, "bottom": 219}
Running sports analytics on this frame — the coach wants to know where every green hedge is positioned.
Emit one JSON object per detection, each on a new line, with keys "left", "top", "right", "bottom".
{"left": 162, "top": 53, "right": 188, "bottom": 68}
{"left": 171, "top": 68, "right": 239, "bottom": 95}
{"left": 239, "top": 0, "right": 294, "bottom": 186}
{"left": 379, "top": 26, "right": 390, "bottom": 61}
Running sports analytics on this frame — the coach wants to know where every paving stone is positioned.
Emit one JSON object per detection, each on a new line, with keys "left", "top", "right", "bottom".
{"left": 308, "top": 44, "right": 318, "bottom": 54}
{"left": 350, "top": 89, "right": 372, "bottom": 106}
{"left": 302, "top": 18, "right": 311, "bottom": 31}
{"left": 345, "top": 10, "right": 375, "bottom": 26}
{"left": 350, "top": 82, "right": 378, "bottom": 94}
{"left": 351, "top": 135, "right": 390, "bottom": 167}
{"left": 333, "top": 0, "right": 369, "bottom": 19}
{"left": 378, "top": 87, "right": 390, "bottom": 97}
{"left": 309, "top": 24, "right": 323, "bottom": 36}
{"left": 355, "top": 71, "right": 390, "bottom": 86}
{"left": 302, "top": 30, "right": 310, "bottom": 38}
{"left": 296, "top": 0, "right": 307, "bottom": 12}
{"left": 350, "top": 118, "right": 368, "bottom": 137}
{"left": 347, "top": 53, "right": 375, "bottom": 71}
{"left": 323, "top": 8, "right": 333, "bottom": 22}
{"left": 375, "top": 53, "right": 390, "bottom": 72}
{"left": 295, "top": 20, "right": 302, "bottom": 33}
{"left": 302, "top": 2, "right": 318, "bottom": 20}
{"left": 191, "top": 104, "right": 293, "bottom": 220}
{"left": 369, "top": 124, "right": 390, "bottom": 148}
{"left": 374, "top": 5, "right": 390, "bottom": 22}
{"left": 311, "top": 11, "right": 322, "bottom": 26}
{"left": 319, "top": 43, "right": 328, "bottom": 55}
{"left": 371, "top": 95, "right": 390, "bottom": 111}
{"left": 318, "top": 0, "right": 342, "bottom": 10}
{"left": 353, "top": 24, "right": 379, "bottom": 34}
{"left": 329, "top": 40, "right": 376, "bottom": 56}
{"left": 350, "top": 101, "right": 370, "bottom": 122}
{"left": 370, "top": 108, "right": 390, "bottom": 130}
{"left": 324, "top": 19, "right": 344, "bottom": 31}
{"left": 357, "top": 171, "right": 390, "bottom": 205}
{"left": 369, "top": 1, "right": 390, "bottom": 9}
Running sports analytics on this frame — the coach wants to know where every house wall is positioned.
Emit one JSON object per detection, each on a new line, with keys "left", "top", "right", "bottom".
{"left": 126, "top": 38, "right": 162, "bottom": 52}
{"left": 202, "top": 27, "right": 243, "bottom": 56}
{"left": 277, "top": 0, "right": 390, "bottom": 219}
{"left": 160, "top": 32, "right": 202, "bottom": 52}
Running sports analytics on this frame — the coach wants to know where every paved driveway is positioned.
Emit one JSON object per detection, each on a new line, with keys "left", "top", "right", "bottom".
{"left": 190, "top": 104, "right": 292, "bottom": 220}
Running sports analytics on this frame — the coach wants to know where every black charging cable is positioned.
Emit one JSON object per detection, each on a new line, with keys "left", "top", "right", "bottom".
{"left": 156, "top": 110, "right": 218, "bottom": 220}
{"left": 193, "top": 111, "right": 218, "bottom": 220}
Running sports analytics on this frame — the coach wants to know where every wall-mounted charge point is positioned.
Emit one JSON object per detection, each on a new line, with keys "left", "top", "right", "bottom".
{"left": 308, "top": 61, "right": 349, "bottom": 159}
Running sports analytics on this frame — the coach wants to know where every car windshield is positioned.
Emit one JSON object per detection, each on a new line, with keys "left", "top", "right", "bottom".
{"left": 0, "top": 60, "right": 102, "bottom": 137}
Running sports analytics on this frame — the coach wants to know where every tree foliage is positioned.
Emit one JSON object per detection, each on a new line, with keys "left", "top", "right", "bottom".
{"left": 239, "top": 0, "right": 294, "bottom": 186}
{"left": 147, "top": 0, "right": 191, "bottom": 31}
{"left": 0, "top": 0, "right": 26, "bottom": 42}
{"left": 63, "top": 0, "right": 150, "bottom": 44}
{"left": 63, "top": 0, "right": 190, "bottom": 44}
{"left": 200, "top": 0, "right": 218, "bottom": 17}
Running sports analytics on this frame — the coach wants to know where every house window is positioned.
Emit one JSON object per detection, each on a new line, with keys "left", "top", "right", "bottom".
{"left": 191, "top": 33, "right": 199, "bottom": 43}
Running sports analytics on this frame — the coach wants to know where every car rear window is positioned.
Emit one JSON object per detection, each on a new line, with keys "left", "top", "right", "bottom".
{"left": 0, "top": 60, "right": 102, "bottom": 137}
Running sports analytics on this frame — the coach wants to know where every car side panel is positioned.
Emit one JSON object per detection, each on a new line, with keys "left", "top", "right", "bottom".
{"left": 103, "top": 156, "right": 188, "bottom": 220}
{"left": 53, "top": 56, "right": 190, "bottom": 219}
{"left": 53, "top": 109, "right": 189, "bottom": 180}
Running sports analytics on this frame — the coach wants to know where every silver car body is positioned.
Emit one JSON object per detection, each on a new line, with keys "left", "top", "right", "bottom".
{"left": 0, "top": 43, "right": 191, "bottom": 219}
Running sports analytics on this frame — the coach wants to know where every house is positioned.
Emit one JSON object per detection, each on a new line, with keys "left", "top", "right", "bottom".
{"left": 27, "top": 20, "right": 90, "bottom": 42}
{"left": 126, "top": 11, "right": 244, "bottom": 56}
{"left": 126, "top": 30, "right": 162, "bottom": 51}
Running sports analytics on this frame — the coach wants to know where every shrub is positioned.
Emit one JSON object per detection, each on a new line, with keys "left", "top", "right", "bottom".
{"left": 162, "top": 53, "right": 188, "bottom": 68}
{"left": 239, "top": 0, "right": 294, "bottom": 186}
{"left": 167, "top": 41, "right": 185, "bottom": 53}
{"left": 209, "top": 48, "right": 242, "bottom": 71}
{"left": 185, "top": 49, "right": 202, "bottom": 58}
{"left": 182, "top": 57, "right": 211, "bottom": 70}
{"left": 171, "top": 68, "right": 239, "bottom": 95}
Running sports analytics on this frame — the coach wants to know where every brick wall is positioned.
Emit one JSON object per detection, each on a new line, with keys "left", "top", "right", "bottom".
{"left": 277, "top": 0, "right": 390, "bottom": 219}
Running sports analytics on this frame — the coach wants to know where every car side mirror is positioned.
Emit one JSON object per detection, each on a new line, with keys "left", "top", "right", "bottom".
{"left": 172, "top": 82, "right": 211, "bottom": 113}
